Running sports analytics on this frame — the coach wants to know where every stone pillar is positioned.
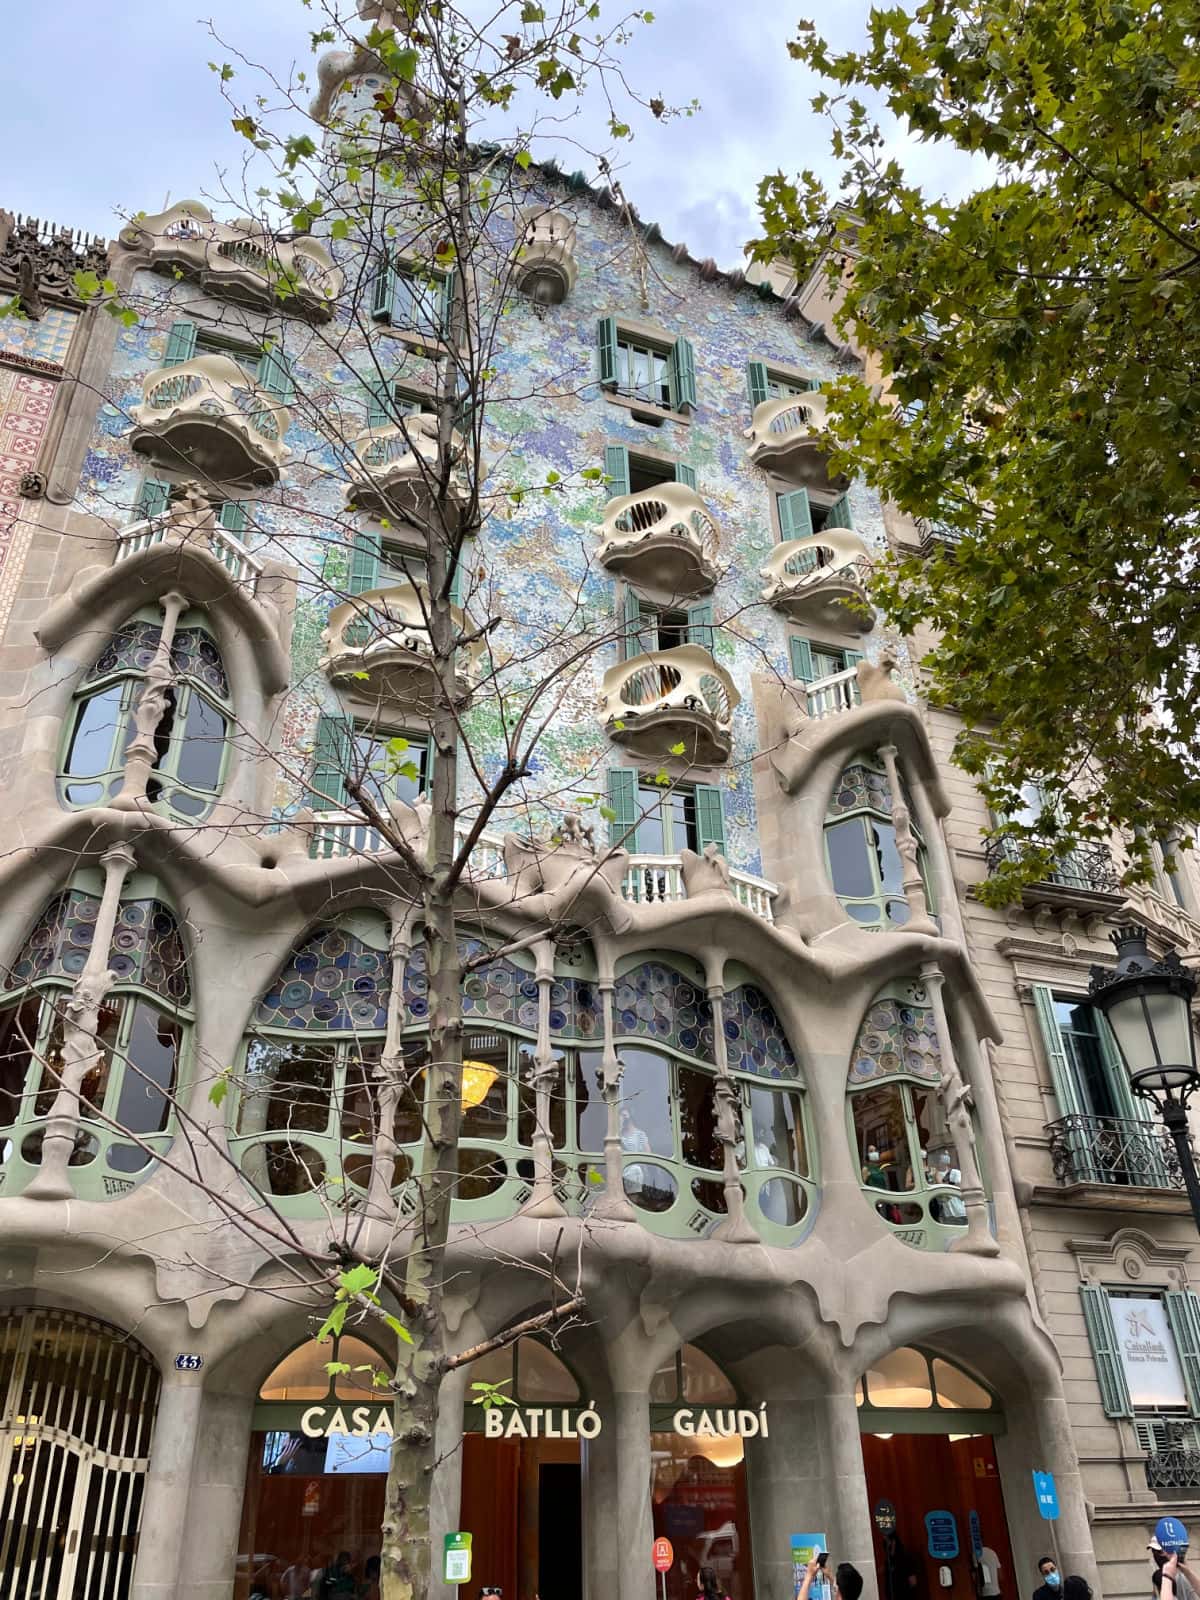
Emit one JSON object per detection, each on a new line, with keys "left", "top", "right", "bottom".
{"left": 879, "top": 744, "right": 938, "bottom": 936}
{"left": 818, "top": 1388, "right": 878, "bottom": 1598}
{"left": 907, "top": 771, "right": 965, "bottom": 946}
{"left": 116, "top": 589, "right": 189, "bottom": 807}
{"left": 130, "top": 1368, "right": 205, "bottom": 1600}
{"left": 997, "top": 1387, "right": 1100, "bottom": 1598}
{"left": 175, "top": 1383, "right": 256, "bottom": 1600}
{"left": 921, "top": 962, "right": 999, "bottom": 1258}
{"left": 614, "top": 1387, "right": 655, "bottom": 1600}
{"left": 592, "top": 943, "right": 635, "bottom": 1222}
{"left": 429, "top": 1363, "right": 468, "bottom": 1600}
{"left": 705, "top": 958, "right": 756, "bottom": 1244}
{"left": 584, "top": 1401, "right": 621, "bottom": 1600}
{"left": 523, "top": 937, "right": 565, "bottom": 1217}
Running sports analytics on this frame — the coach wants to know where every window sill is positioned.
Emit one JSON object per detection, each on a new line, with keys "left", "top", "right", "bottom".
{"left": 603, "top": 389, "right": 691, "bottom": 427}
{"left": 1029, "top": 1181, "right": 1195, "bottom": 1215}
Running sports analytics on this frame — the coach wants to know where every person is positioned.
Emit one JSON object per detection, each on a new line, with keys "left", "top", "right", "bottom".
{"left": 1150, "top": 1539, "right": 1200, "bottom": 1600}
{"left": 799, "top": 1551, "right": 864, "bottom": 1600}
{"left": 320, "top": 1552, "right": 356, "bottom": 1598}
{"left": 930, "top": 1149, "right": 968, "bottom": 1221}
{"left": 1063, "top": 1578, "right": 1092, "bottom": 1600}
{"left": 361, "top": 1556, "right": 381, "bottom": 1600}
{"left": 1031, "top": 1555, "right": 1060, "bottom": 1600}
{"left": 1155, "top": 1553, "right": 1184, "bottom": 1600}
{"left": 883, "top": 1532, "right": 922, "bottom": 1600}
{"left": 697, "top": 1564, "right": 730, "bottom": 1600}
{"left": 978, "top": 1545, "right": 1003, "bottom": 1599}
{"left": 281, "top": 1559, "right": 311, "bottom": 1599}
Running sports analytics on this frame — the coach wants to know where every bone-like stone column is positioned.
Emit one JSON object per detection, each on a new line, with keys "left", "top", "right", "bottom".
{"left": 591, "top": 942, "right": 636, "bottom": 1222}
{"left": 130, "top": 1366, "right": 204, "bottom": 1600}
{"left": 522, "top": 936, "right": 565, "bottom": 1217}
{"left": 26, "top": 840, "right": 137, "bottom": 1200}
{"left": 879, "top": 743, "right": 939, "bottom": 935}
{"left": 921, "top": 960, "right": 1000, "bottom": 1257}
{"left": 115, "top": 590, "right": 189, "bottom": 808}
{"left": 706, "top": 955, "right": 757, "bottom": 1244}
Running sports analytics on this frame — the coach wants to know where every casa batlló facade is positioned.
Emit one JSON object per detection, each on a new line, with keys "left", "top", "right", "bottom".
{"left": 1, "top": 23, "right": 1200, "bottom": 1600}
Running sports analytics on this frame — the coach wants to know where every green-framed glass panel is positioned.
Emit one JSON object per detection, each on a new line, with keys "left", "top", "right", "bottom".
{"left": 823, "top": 753, "right": 935, "bottom": 929}
{"left": 856, "top": 1345, "right": 1004, "bottom": 1436}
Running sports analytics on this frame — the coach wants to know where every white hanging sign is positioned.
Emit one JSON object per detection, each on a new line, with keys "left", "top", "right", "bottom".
{"left": 1111, "top": 1295, "right": 1189, "bottom": 1409}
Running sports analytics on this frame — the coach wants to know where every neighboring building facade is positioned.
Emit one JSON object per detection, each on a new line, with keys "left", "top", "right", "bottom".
{"left": 0, "top": 34, "right": 1196, "bottom": 1600}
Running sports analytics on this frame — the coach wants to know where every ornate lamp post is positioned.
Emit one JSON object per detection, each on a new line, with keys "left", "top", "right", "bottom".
{"left": 1089, "top": 925, "right": 1200, "bottom": 1233}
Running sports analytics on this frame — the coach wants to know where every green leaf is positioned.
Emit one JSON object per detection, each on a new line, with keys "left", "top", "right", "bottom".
{"left": 208, "top": 1070, "right": 231, "bottom": 1108}
{"left": 669, "top": 742, "right": 685, "bottom": 756}
{"left": 521, "top": 1, "right": 545, "bottom": 18}
{"left": 515, "top": 150, "right": 532, "bottom": 170}
{"left": 231, "top": 116, "right": 258, "bottom": 140}
{"left": 599, "top": 804, "right": 616, "bottom": 822}
{"left": 340, "top": 1263, "right": 379, "bottom": 1296}
{"left": 382, "top": 1313, "right": 414, "bottom": 1345}
{"left": 330, "top": 218, "right": 350, "bottom": 240}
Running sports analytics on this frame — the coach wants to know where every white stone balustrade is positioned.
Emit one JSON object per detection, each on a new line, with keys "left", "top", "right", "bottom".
{"left": 599, "top": 644, "right": 739, "bottom": 766}
{"left": 760, "top": 529, "right": 873, "bottom": 632}
{"left": 320, "top": 581, "right": 483, "bottom": 703}
{"left": 804, "top": 665, "right": 862, "bottom": 721}
{"left": 744, "top": 390, "right": 830, "bottom": 466}
{"left": 622, "top": 854, "right": 777, "bottom": 923}
{"left": 131, "top": 356, "right": 291, "bottom": 486}
{"left": 345, "top": 414, "right": 468, "bottom": 525}
{"left": 115, "top": 514, "right": 263, "bottom": 595}
{"left": 598, "top": 483, "right": 720, "bottom": 597}
{"left": 512, "top": 206, "right": 578, "bottom": 305}
{"left": 309, "top": 814, "right": 507, "bottom": 877}
{"left": 120, "top": 202, "right": 343, "bottom": 318}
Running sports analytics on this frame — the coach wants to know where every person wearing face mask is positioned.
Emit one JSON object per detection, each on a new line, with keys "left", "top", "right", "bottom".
{"left": 1150, "top": 1537, "right": 1200, "bottom": 1600}
{"left": 1032, "top": 1556, "right": 1061, "bottom": 1600}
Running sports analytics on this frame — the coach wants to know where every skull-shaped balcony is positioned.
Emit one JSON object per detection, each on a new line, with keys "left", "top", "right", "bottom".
{"left": 119, "top": 202, "right": 343, "bottom": 320}
{"left": 320, "top": 582, "right": 482, "bottom": 706}
{"left": 130, "top": 356, "right": 291, "bottom": 487}
{"left": 345, "top": 414, "right": 468, "bottom": 529}
{"left": 599, "top": 645, "right": 739, "bottom": 767}
{"left": 598, "top": 483, "right": 719, "bottom": 599}
{"left": 761, "top": 530, "right": 874, "bottom": 634}
{"left": 511, "top": 206, "right": 578, "bottom": 306}
{"left": 745, "top": 391, "right": 832, "bottom": 483}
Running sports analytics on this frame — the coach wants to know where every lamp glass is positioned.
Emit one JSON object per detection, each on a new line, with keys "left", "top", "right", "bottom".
{"left": 1145, "top": 989, "right": 1197, "bottom": 1072}
{"left": 1105, "top": 989, "right": 1195, "bottom": 1079}
{"left": 1104, "top": 991, "right": 1158, "bottom": 1077}
{"left": 461, "top": 1059, "right": 500, "bottom": 1110}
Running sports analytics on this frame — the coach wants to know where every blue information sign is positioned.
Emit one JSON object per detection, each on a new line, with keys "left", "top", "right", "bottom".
{"left": 1032, "top": 1471, "right": 1059, "bottom": 1521}
{"left": 1156, "top": 1518, "right": 1190, "bottom": 1555}
{"left": 925, "top": 1511, "right": 960, "bottom": 1560}
{"left": 969, "top": 1511, "right": 984, "bottom": 1563}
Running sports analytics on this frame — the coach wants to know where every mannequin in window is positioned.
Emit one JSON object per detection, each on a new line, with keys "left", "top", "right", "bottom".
{"left": 620, "top": 1104, "right": 652, "bottom": 1187}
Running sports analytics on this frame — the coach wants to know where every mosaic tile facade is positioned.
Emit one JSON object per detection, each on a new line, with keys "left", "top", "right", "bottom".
{"left": 0, "top": 365, "right": 56, "bottom": 581}
{"left": 5, "top": 889, "right": 191, "bottom": 1007}
{"left": 848, "top": 982, "right": 942, "bottom": 1086}
{"left": 0, "top": 306, "right": 77, "bottom": 370}
{"left": 254, "top": 925, "right": 392, "bottom": 1031}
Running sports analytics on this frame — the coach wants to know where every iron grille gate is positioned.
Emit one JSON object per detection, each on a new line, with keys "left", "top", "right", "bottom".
{"left": 0, "top": 1308, "right": 160, "bottom": 1598}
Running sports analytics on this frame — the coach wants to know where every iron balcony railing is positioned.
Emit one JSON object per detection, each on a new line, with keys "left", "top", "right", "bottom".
{"left": 1136, "top": 1418, "right": 1200, "bottom": 1491}
{"left": 983, "top": 832, "right": 1119, "bottom": 894}
{"left": 1046, "top": 1113, "right": 1184, "bottom": 1191}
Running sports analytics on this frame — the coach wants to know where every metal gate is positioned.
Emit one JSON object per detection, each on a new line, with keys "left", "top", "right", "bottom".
{"left": 0, "top": 1307, "right": 160, "bottom": 1598}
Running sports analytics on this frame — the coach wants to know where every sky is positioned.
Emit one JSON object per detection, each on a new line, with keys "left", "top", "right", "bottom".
{"left": 0, "top": 1, "right": 979, "bottom": 269}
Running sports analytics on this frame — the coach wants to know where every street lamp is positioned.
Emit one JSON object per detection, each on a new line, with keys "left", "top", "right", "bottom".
{"left": 1089, "top": 924, "right": 1200, "bottom": 1232}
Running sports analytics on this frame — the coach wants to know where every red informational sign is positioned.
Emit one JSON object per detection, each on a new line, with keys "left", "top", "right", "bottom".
{"left": 653, "top": 1538, "right": 674, "bottom": 1573}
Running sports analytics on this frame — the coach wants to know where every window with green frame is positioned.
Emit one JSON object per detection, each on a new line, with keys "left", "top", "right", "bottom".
{"left": 160, "top": 318, "right": 294, "bottom": 400}
{"left": 0, "top": 879, "right": 191, "bottom": 1197}
{"left": 776, "top": 486, "right": 854, "bottom": 542}
{"left": 616, "top": 588, "right": 716, "bottom": 661}
{"left": 136, "top": 475, "right": 250, "bottom": 537}
{"left": 597, "top": 316, "right": 697, "bottom": 413}
{"left": 602, "top": 444, "right": 697, "bottom": 499}
{"left": 823, "top": 754, "right": 933, "bottom": 929}
{"left": 371, "top": 258, "right": 456, "bottom": 340}
{"left": 745, "top": 361, "right": 821, "bottom": 408}
{"left": 58, "top": 611, "right": 232, "bottom": 822}
{"left": 306, "top": 712, "right": 432, "bottom": 813}
{"left": 789, "top": 637, "right": 864, "bottom": 686}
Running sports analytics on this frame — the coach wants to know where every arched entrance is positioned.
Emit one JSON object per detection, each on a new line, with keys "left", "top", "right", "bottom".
{"left": 0, "top": 1307, "right": 160, "bottom": 1597}
{"left": 858, "top": 1347, "right": 1016, "bottom": 1600}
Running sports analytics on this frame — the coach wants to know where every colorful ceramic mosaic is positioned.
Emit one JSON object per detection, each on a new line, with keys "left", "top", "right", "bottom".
{"left": 85, "top": 619, "right": 228, "bottom": 700}
{"left": 849, "top": 984, "right": 942, "bottom": 1085}
{"left": 0, "top": 366, "right": 56, "bottom": 581}
{"left": 828, "top": 762, "right": 893, "bottom": 818}
{"left": 85, "top": 619, "right": 163, "bottom": 682}
{"left": 723, "top": 983, "right": 799, "bottom": 1079}
{"left": 4, "top": 890, "right": 190, "bottom": 1006}
{"left": 613, "top": 962, "right": 715, "bottom": 1063}
{"left": 0, "top": 306, "right": 77, "bottom": 370}
{"left": 254, "top": 926, "right": 392, "bottom": 1031}
{"left": 172, "top": 628, "right": 229, "bottom": 698}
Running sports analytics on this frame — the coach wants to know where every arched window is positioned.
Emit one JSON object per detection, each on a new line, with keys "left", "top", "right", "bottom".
{"left": 824, "top": 753, "right": 932, "bottom": 929}
{"left": 58, "top": 612, "right": 232, "bottom": 821}
{"left": 0, "top": 879, "right": 191, "bottom": 1197}
{"left": 847, "top": 979, "right": 982, "bottom": 1250}
{"left": 856, "top": 1346, "right": 998, "bottom": 1429}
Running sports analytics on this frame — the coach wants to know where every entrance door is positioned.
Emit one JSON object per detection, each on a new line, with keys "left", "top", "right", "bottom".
{"left": 538, "top": 1462, "right": 582, "bottom": 1600}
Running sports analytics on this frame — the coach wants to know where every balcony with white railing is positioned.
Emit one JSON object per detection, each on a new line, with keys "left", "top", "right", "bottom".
{"left": 320, "top": 582, "right": 483, "bottom": 705}
{"left": 598, "top": 483, "right": 719, "bottom": 598}
{"left": 130, "top": 356, "right": 291, "bottom": 486}
{"left": 115, "top": 512, "right": 262, "bottom": 595}
{"left": 120, "top": 202, "right": 343, "bottom": 320}
{"left": 599, "top": 644, "right": 739, "bottom": 767}
{"left": 309, "top": 814, "right": 507, "bottom": 877}
{"left": 745, "top": 389, "right": 830, "bottom": 471}
{"left": 345, "top": 414, "right": 468, "bottom": 526}
{"left": 804, "top": 665, "right": 862, "bottom": 721}
{"left": 512, "top": 206, "right": 578, "bottom": 306}
{"left": 622, "top": 854, "right": 777, "bottom": 923}
{"left": 761, "top": 529, "right": 873, "bottom": 633}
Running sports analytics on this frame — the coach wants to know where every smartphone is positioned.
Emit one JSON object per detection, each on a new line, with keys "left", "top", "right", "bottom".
{"left": 817, "top": 1554, "right": 829, "bottom": 1569}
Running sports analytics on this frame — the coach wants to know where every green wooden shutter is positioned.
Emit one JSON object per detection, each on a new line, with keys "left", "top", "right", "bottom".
{"left": 1031, "top": 985, "right": 1083, "bottom": 1119}
{"left": 308, "top": 712, "right": 353, "bottom": 810}
{"left": 746, "top": 361, "right": 770, "bottom": 409}
{"left": 606, "top": 767, "right": 639, "bottom": 849}
{"left": 694, "top": 785, "right": 726, "bottom": 855}
{"left": 349, "top": 530, "right": 383, "bottom": 596}
{"left": 368, "top": 381, "right": 392, "bottom": 431}
{"left": 789, "top": 637, "right": 815, "bottom": 683}
{"left": 777, "top": 489, "right": 813, "bottom": 541}
{"left": 825, "top": 492, "right": 854, "bottom": 530}
{"left": 371, "top": 256, "right": 395, "bottom": 322}
{"left": 686, "top": 601, "right": 715, "bottom": 653}
{"left": 800, "top": 377, "right": 822, "bottom": 393}
{"left": 1079, "top": 1285, "right": 1133, "bottom": 1418}
{"left": 1166, "top": 1293, "right": 1200, "bottom": 1416}
{"left": 438, "top": 269, "right": 458, "bottom": 339}
{"left": 675, "top": 463, "right": 698, "bottom": 491}
{"left": 447, "top": 543, "right": 465, "bottom": 606}
{"left": 619, "top": 586, "right": 643, "bottom": 662}
{"left": 843, "top": 648, "right": 865, "bottom": 669}
{"left": 604, "top": 444, "right": 631, "bottom": 500}
{"left": 257, "top": 345, "right": 294, "bottom": 402}
{"left": 163, "top": 320, "right": 197, "bottom": 367}
{"left": 217, "top": 501, "right": 248, "bottom": 535}
{"left": 1097, "top": 1015, "right": 1143, "bottom": 1124}
{"left": 597, "top": 316, "right": 619, "bottom": 390}
{"left": 138, "top": 477, "right": 172, "bottom": 520}
{"left": 668, "top": 336, "right": 697, "bottom": 413}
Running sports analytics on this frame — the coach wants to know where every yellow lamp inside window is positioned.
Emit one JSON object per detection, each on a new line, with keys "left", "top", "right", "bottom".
{"left": 461, "top": 1059, "right": 500, "bottom": 1110}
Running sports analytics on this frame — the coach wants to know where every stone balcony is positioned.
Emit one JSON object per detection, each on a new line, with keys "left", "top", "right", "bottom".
{"left": 115, "top": 510, "right": 263, "bottom": 596}
{"left": 512, "top": 206, "right": 578, "bottom": 305}
{"left": 599, "top": 644, "right": 739, "bottom": 767}
{"left": 761, "top": 529, "right": 873, "bottom": 632}
{"left": 598, "top": 483, "right": 719, "bottom": 598}
{"left": 745, "top": 390, "right": 830, "bottom": 473}
{"left": 622, "top": 854, "right": 777, "bottom": 922}
{"left": 320, "top": 582, "right": 482, "bottom": 705}
{"left": 345, "top": 414, "right": 468, "bottom": 527}
{"left": 803, "top": 665, "right": 862, "bottom": 721}
{"left": 130, "top": 356, "right": 291, "bottom": 486}
{"left": 119, "top": 202, "right": 343, "bottom": 320}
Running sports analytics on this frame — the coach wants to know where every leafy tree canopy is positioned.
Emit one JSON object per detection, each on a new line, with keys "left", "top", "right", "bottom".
{"left": 751, "top": 0, "right": 1200, "bottom": 904}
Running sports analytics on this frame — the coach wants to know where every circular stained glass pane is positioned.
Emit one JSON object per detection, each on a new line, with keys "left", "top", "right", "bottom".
{"left": 623, "top": 1163, "right": 677, "bottom": 1213}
